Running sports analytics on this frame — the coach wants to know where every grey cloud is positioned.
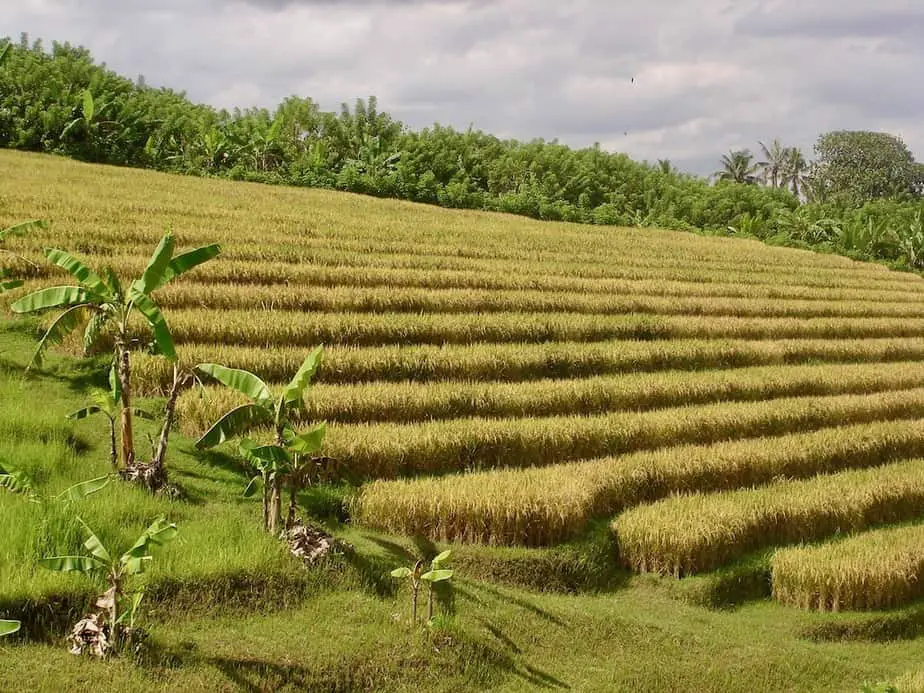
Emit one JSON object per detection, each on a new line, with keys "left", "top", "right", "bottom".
{"left": 736, "top": 3, "right": 924, "bottom": 39}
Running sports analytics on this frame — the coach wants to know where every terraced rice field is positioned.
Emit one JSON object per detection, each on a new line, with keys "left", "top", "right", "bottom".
{"left": 4, "top": 150, "right": 924, "bottom": 613}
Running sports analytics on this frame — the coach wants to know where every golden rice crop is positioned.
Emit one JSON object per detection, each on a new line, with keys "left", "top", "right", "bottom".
{"left": 3, "top": 149, "right": 887, "bottom": 273}
{"left": 612, "top": 459, "right": 924, "bottom": 576}
{"left": 155, "top": 282, "right": 924, "bottom": 320}
{"left": 12, "top": 254, "right": 924, "bottom": 305}
{"left": 132, "top": 336, "right": 924, "bottom": 393}
{"left": 354, "top": 419, "right": 924, "bottom": 545}
{"left": 8, "top": 234, "right": 921, "bottom": 295}
{"left": 129, "top": 309, "right": 924, "bottom": 349}
{"left": 771, "top": 521, "right": 924, "bottom": 611}
{"left": 12, "top": 209, "right": 865, "bottom": 269}
{"left": 314, "top": 387, "right": 924, "bottom": 479}
{"left": 895, "top": 670, "right": 924, "bottom": 693}
{"left": 4, "top": 185, "right": 891, "bottom": 274}
{"left": 177, "top": 360, "right": 924, "bottom": 429}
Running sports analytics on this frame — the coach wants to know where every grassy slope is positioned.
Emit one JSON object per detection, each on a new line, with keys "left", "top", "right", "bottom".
{"left": 0, "top": 151, "right": 922, "bottom": 691}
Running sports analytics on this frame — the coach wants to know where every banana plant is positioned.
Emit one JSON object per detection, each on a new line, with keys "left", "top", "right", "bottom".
{"left": 0, "top": 220, "right": 46, "bottom": 294}
{"left": 0, "top": 464, "right": 109, "bottom": 643}
{"left": 195, "top": 346, "right": 326, "bottom": 534}
{"left": 60, "top": 90, "right": 119, "bottom": 157}
{"left": 69, "top": 365, "right": 154, "bottom": 469}
{"left": 391, "top": 559, "right": 425, "bottom": 625}
{"left": 40, "top": 516, "right": 178, "bottom": 654}
{"left": 238, "top": 421, "right": 326, "bottom": 532}
{"left": 1, "top": 457, "right": 110, "bottom": 503}
{"left": 11, "top": 233, "right": 220, "bottom": 467}
{"left": 391, "top": 551, "right": 455, "bottom": 626}
{"left": 0, "top": 41, "right": 10, "bottom": 66}
{"left": 421, "top": 550, "right": 454, "bottom": 622}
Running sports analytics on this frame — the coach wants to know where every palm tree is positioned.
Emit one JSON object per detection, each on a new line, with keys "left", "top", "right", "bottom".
{"left": 781, "top": 147, "right": 809, "bottom": 198}
{"left": 757, "top": 139, "right": 786, "bottom": 188}
{"left": 714, "top": 150, "right": 758, "bottom": 184}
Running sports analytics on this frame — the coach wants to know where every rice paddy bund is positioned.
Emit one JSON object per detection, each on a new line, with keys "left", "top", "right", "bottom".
{"left": 4, "top": 150, "right": 924, "bottom": 614}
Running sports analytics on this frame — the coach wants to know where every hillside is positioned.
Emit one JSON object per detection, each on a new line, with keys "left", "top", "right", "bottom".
{"left": 1, "top": 149, "right": 923, "bottom": 692}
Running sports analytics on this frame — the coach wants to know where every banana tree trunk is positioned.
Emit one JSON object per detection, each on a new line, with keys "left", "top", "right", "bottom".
{"left": 262, "top": 472, "right": 270, "bottom": 532}
{"left": 117, "top": 343, "right": 134, "bottom": 468}
{"left": 151, "top": 365, "right": 187, "bottom": 483}
{"left": 286, "top": 476, "right": 300, "bottom": 531}
{"left": 108, "top": 418, "right": 118, "bottom": 469}
{"left": 109, "top": 581, "right": 120, "bottom": 654}
{"left": 268, "top": 478, "right": 282, "bottom": 535}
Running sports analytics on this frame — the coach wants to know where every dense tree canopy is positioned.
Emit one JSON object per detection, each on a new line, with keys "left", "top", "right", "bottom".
{"left": 2, "top": 34, "right": 924, "bottom": 270}
{"left": 813, "top": 130, "right": 922, "bottom": 204}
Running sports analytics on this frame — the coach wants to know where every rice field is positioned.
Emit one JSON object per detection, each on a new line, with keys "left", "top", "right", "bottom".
{"left": 611, "top": 459, "right": 924, "bottom": 576}
{"left": 4, "top": 150, "right": 924, "bottom": 613}
{"left": 771, "top": 521, "right": 924, "bottom": 611}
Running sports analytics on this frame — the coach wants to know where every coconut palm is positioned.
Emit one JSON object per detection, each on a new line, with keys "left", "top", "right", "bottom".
{"left": 782, "top": 147, "right": 809, "bottom": 198}
{"left": 714, "top": 150, "right": 758, "bottom": 184}
{"left": 757, "top": 139, "right": 786, "bottom": 188}
{"left": 657, "top": 159, "right": 675, "bottom": 176}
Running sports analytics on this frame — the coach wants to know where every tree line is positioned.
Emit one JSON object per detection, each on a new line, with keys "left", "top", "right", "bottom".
{"left": 3, "top": 34, "right": 924, "bottom": 269}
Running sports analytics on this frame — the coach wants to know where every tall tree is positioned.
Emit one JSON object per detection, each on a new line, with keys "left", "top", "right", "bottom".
{"left": 714, "top": 150, "right": 759, "bottom": 185}
{"left": 757, "top": 139, "right": 786, "bottom": 188}
{"left": 781, "top": 147, "right": 809, "bottom": 198}
{"left": 813, "top": 130, "right": 919, "bottom": 203}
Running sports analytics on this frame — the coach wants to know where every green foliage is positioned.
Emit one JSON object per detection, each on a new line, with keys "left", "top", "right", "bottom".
{"left": 814, "top": 130, "right": 920, "bottom": 203}
{"left": 40, "top": 515, "right": 178, "bottom": 653}
{"left": 196, "top": 349, "right": 327, "bottom": 533}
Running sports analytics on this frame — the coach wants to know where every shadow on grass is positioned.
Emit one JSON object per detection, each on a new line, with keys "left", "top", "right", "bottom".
{"left": 176, "top": 628, "right": 570, "bottom": 692}
{"left": 457, "top": 581, "right": 566, "bottom": 627}
{"left": 801, "top": 601, "right": 924, "bottom": 642}
{"left": 658, "top": 550, "right": 773, "bottom": 611}
{"left": 0, "top": 589, "right": 92, "bottom": 644}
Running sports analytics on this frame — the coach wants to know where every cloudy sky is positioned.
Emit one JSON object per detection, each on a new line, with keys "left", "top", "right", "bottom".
{"left": 4, "top": 0, "right": 923, "bottom": 174}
